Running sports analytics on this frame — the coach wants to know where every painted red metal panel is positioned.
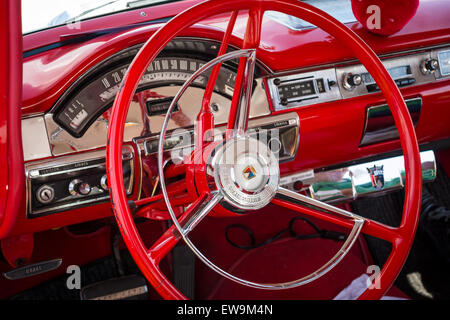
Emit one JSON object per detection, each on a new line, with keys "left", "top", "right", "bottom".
{"left": 20, "top": 0, "right": 450, "bottom": 115}
{"left": 0, "top": 0, "right": 26, "bottom": 239}
{"left": 0, "top": 3, "right": 9, "bottom": 219}
{"left": 0, "top": 234, "right": 34, "bottom": 267}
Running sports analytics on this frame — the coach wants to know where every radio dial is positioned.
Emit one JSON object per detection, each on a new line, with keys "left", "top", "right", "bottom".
{"left": 343, "top": 73, "right": 362, "bottom": 91}
{"left": 69, "top": 179, "right": 91, "bottom": 196}
{"left": 100, "top": 174, "right": 108, "bottom": 191}
{"left": 420, "top": 58, "right": 439, "bottom": 74}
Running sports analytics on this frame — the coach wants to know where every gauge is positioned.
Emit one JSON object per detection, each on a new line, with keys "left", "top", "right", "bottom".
{"left": 53, "top": 56, "right": 237, "bottom": 138}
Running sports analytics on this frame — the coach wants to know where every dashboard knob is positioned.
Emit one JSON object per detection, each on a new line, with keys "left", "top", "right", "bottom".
{"left": 420, "top": 58, "right": 439, "bottom": 74}
{"left": 36, "top": 185, "right": 55, "bottom": 204}
{"left": 100, "top": 174, "right": 108, "bottom": 191}
{"left": 210, "top": 103, "right": 219, "bottom": 113}
{"left": 343, "top": 73, "right": 362, "bottom": 91}
{"left": 268, "top": 138, "right": 282, "bottom": 154}
{"left": 69, "top": 179, "right": 91, "bottom": 196}
{"left": 293, "top": 181, "right": 304, "bottom": 191}
{"left": 327, "top": 79, "right": 337, "bottom": 87}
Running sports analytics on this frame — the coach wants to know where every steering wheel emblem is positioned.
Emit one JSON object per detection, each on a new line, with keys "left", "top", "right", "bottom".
{"left": 213, "top": 136, "right": 279, "bottom": 210}
{"left": 243, "top": 165, "right": 257, "bottom": 180}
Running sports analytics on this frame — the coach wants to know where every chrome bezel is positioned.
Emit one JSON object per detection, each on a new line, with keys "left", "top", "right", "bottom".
{"left": 25, "top": 145, "right": 136, "bottom": 216}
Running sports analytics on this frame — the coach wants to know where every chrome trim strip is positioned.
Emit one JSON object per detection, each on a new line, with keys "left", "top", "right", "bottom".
{"left": 22, "top": 116, "right": 52, "bottom": 161}
{"left": 360, "top": 97, "right": 422, "bottom": 147}
{"left": 267, "top": 68, "right": 341, "bottom": 110}
{"left": 281, "top": 150, "right": 436, "bottom": 203}
{"left": 336, "top": 52, "right": 435, "bottom": 100}
{"left": 134, "top": 112, "right": 300, "bottom": 162}
{"left": 180, "top": 192, "right": 223, "bottom": 236}
{"left": 3, "top": 259, "right": 63, "bottom": 280}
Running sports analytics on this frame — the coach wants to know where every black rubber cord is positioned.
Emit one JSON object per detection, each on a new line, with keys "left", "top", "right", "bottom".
{"left": 225, "top": 217, "right": 346, "bottom": 250}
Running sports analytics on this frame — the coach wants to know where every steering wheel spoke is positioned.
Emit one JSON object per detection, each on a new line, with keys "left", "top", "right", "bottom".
{"left": 227, "top": 49, "right": 257, "bottom": 138}
{"left": 196, "top": 11, "right": 239, "bottom": 148}
{"left": 273, "top": 187, "right": 400, "bottom": 243}
{"left": 146, "top": 192, "right": 222, "bottom": 263}
{"left": 177, "top": 192, "right": 223, "bottom": 236}
{"left": 226, "top": 7, "right": 263, "bottom": 138}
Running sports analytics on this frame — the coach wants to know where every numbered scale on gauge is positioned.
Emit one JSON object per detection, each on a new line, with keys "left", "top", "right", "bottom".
{"left": 63, "top": 100, "right": 89, "bottom": 130}
{"left": 53, "top": 56, "right": 237, "bottom": 138}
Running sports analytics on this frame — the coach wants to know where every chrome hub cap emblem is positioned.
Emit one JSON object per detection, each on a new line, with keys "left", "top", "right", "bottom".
{"left": 212, "top": 136, "right": 280, "bottom": 210}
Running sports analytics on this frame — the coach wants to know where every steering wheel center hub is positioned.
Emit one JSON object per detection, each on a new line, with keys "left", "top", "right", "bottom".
{"left": 212, "top": 136, "right": 279, "bottom": 210}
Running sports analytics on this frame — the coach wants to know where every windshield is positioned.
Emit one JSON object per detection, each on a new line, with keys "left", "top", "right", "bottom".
{"left": 22, "top": 0, "right": 179, "bottom": 34}
{"left": 22, "top": 0, "right": 355, "bottom": 35}
{"left": 266, "top": 0, "right": 356, "bottom": 30}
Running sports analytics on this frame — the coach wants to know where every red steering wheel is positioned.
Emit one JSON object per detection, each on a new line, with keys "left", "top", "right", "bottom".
{"left": 107, "top": 0, "right": 422, "bottom": 300}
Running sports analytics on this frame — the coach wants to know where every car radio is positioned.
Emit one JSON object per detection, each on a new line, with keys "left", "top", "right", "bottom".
{"left": 266, "top": 48, "right": 448, "bottom": 109}
{"left": 360, "top": 65, "right": 415, "bottom": 92}
{"left": 267, "top": 69, "right": 342, "bottom": 111}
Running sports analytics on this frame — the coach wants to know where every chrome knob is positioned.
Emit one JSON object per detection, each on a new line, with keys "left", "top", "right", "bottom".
{"left": 100, "top": 174, "right": 108, "bottom": 191}
{"left": 421, "top": 58, "right": 439, "bottom": 74}
{"left": 268, "top": 138, "right": 282, "bottom": 154}
{"left": 36, "top": 185, "right": 55, "bottom": 204}
{"left": 343, "top": 73, "right": 362, "bottom": 91}
{"left": 69, "top": 179, "right": 91, "bottom": 196}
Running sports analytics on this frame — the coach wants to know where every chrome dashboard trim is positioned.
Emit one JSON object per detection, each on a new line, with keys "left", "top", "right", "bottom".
{"left": 433, "top": 48, "right": 450, "bottom": 78}
{"left": 133, "top": 112, "right": 300, "bottom": 163}
{"left": 336, "top": 52, "right": 436, "bottom": 99}
{"left": 265, "top": 46, "right": 449, "bottom": 111}
{"left": 25, "top": 145, "right": 136, "bottom": 216}
{"left": 360, "top": 97, "right": 422, "bottom": 147}
{"left": 267, "top": 68, "right": 342, "bottom": 110}
{"left": 280, "top": 150, "right": 436, "bottom": 203}
{"left": 22, "top": 116, "right": 52, "bottom": 161}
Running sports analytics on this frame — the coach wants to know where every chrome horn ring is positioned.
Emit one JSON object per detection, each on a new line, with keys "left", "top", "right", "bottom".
{"left": 158, "top": 49, "right": 364, "bottom": 290}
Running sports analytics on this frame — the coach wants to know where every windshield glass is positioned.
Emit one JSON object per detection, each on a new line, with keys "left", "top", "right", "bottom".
{"left": 22, "top": 0, "right": 179, "bottom": 34}
{"left": 266, "top": 0, "right": 356, "bottom": 30}
{"left": 22, "top": 0, "right": 355, "bottom": 35}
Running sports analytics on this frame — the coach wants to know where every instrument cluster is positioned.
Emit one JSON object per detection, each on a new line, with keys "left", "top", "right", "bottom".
{"left": 21, "top": 38, "right": 277, "bottom": 217}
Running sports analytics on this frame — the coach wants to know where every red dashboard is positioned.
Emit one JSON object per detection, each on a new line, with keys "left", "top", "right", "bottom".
{"left": 9, "top": 0, "right": 449, "bottom": 238}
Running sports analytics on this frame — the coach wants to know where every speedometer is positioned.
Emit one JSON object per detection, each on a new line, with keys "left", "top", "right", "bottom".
{"left": 53, "top": 53, "right": 237, "bottom": 138}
